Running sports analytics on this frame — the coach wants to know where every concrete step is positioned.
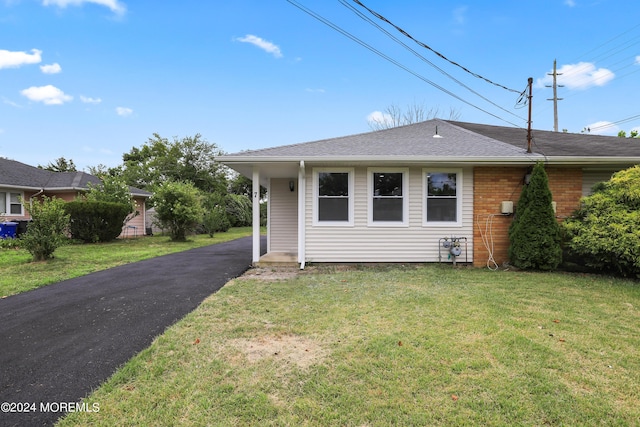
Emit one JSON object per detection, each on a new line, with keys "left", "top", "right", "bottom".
{"left": 255, "top": 252, "right": 299, "bottom": 267}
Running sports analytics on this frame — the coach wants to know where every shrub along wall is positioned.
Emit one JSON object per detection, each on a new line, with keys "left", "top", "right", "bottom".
{"left": 473, "top": 166, "right": 582, "bottom": 268}
{"left": 65, "top": 201, "right": 132, "bottom": 243}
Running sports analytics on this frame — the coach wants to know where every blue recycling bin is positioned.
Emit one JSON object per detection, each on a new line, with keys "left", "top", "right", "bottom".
{"left": 0, "top": 222, "right": 18, "bottom": 239}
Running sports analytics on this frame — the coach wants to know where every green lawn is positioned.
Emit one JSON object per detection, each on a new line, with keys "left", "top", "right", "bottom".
{"left": 0, "top": 227, "right": 253, "bottom": 297}
{"left": 57, "top": 265, "right": 640, "bottom": 426}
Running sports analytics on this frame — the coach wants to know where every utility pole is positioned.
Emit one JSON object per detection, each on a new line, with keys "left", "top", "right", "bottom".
{"left": 546, "top": 59, "right": 563, "bottom": 132}
{"left": 527, "top": 77, "right": 533, "bottom": 153}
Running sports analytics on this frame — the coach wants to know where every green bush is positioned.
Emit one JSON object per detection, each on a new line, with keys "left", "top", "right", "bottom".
{"left": 20, "top": 196, "right": 70, "bottom": 261}
{"left": 224, "top": 193, "right": 252, "bottom": 227}
{"left": 508, "top": 162, "right": 562, "bottom": 270}
{"left": 152, "top": 180, "right": 204, "bottom": 241}
{"left": 202, "top": 205, "right": 231, "bottom": 236}
{"left": 563, "top": 165, "right": 640, "bottom": 277}
{"left": 65, "top": 201, "right": 132, "bottom": 243}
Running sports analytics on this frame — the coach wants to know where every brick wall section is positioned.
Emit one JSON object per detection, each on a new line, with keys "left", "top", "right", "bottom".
{"left": 473, "top": 166, "right": 582, "bottom": 268}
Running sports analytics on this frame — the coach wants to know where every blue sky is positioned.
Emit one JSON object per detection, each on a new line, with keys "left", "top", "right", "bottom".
{"left": 1, "top": 0, "right": 639, "bottom": 171}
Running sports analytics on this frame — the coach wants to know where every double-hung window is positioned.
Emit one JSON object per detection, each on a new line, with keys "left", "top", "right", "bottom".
{"left": 424, "top": 170, "right": 462, "bottom": 226}
{"left": 368, "top": 168, "right": 408, "bottom": 226}
{"left": 314, "top": 168, "right": 354, "bottom": 226}
{"left": 0, "top": 191, "right": 23, "bottom": 215}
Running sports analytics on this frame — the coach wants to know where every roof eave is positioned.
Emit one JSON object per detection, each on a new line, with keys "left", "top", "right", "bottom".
{"left": 218, "top": 155, "right": 640, "bottom": 166}
{"left": 218, "top": 155, "right": 544, "bottom": 165}
{"left": 0, "top": 184, "right": 43, "bottom": 191}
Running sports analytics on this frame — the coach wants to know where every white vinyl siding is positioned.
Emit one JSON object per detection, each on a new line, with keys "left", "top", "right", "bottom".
{"left": 582, "top": 170, "right": 615, "bottom": 196}
{"left": 269, "top": 178, "right": 298, "bottom": 253}
{"left": 304, "top": 166, "right": 473, "bottom": 263}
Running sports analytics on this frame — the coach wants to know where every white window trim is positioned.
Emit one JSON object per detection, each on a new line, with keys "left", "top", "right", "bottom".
{"left": 312, "top": 167, "right": 354, "bottom": 227}
{"left": 0, "top": 190, "right": 24, "bottom": 216}
{"left": 423, "top": 168, "right": 463, "bottom": 227}
{"left": 367, "top": 167, "right": 409, "bottom": 227}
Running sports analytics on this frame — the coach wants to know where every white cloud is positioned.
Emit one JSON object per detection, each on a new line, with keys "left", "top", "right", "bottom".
{"left": 236, "top": 34, "right": 283, "bottom": 58}
{"left": 565, "top": 0, "right": 576, "bottom": 7}
{"left": 635, "top": 56, "right": 640, "bottom": 65}
{"left": 20, "top": 85, "right": 72, "bottom": 105}
{"left": 366, "top": 111, "right": 393, "bottom": 127}
{"left": 2, "top": 97, "right": 22, "bottom": 108}
{"left": 305, "top": 88, "right": 326, "bottom": 93}
{"left": 584, "top": 121, "right": 619, "bottom": 136}
{"left": 40, "top": 62, "right": 61, "bottom": 74}
{"left": 42, "top": 0, "right": 126, "bottom": 15}
{"left": 0, "top": 48, "right": 42, "bottom": 69}
{"left": 115, "top": 106, "right": 133, "bottom": 116}
{"left": 537, "top": 62, "right": 614, "bottom": 90}
{"left": 80, "top": 95, "right": 102, "bottom": 104}
{"left": 452, "top": 6, "right": 468, "bottom": 25}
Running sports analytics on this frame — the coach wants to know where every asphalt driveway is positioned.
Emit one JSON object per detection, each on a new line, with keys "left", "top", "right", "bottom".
{"left": 0, "top": 236, "right": 264, "bottom": 427}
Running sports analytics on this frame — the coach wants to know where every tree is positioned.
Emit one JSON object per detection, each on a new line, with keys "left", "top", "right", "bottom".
{"left": 151, "top": 180, "right": 204, "bottom": 241}
{"left": 20, "top": 196, "right": 70, "bottom": 261}
{"left": 563, "top": 165, "right": 640, "bottom": 277}
{"left": 201, "top": 192, "right": 230, "bottom": 236}
{"left": 121, "top": 133, "right": 228, "bottom": 194}
{"left": 617, "top": 130, "right": 640, "bottom": 138}
{"left": 85, "top": 175, "right": 135, "bottom": 210}
{"left": 508, "top": 162, "right": 562, "bottom": 270}
{"left": 367, "top": 103, "right": 461, "bottom": 131}
{"left": 228, "top": 173, "right": 267, "bottom": 200}
{"left": 39, "top": 157, "right": 77, "bottom": 172}
{"left": 224, "top": 193, "right": 252, "bottom": 227}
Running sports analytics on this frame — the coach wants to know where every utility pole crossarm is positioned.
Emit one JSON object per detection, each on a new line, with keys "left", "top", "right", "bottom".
{"left": 545, "top": 59, "right": 563, "bottom": 132}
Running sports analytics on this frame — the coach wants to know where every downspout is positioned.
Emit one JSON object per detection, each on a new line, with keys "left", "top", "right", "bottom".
{"left": 27, "top": 189, "right": 45, "bottom": 215}
{"left": 298, "top": 160, "right": 306, "bottom": 270}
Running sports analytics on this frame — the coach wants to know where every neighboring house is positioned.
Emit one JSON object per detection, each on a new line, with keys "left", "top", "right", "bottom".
{"left": 0, "top": 157, "right": 151, "bottom": 238}
{"left": 217, "top": 119, "right": 640, "bottom": 268}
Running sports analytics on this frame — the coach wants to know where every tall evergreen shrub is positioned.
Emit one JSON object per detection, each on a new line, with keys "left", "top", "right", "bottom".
{"left": 508, "top": 162, "right": 562, "bottom": 270}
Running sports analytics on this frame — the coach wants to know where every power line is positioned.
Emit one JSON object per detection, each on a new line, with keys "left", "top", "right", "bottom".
{"left": 350, "top": 0, "right": 521, "bottom": 93}
{"left": 588, "top": 114, "right": 640, "bottom": 131}
{"left": 570, "top": 22, "right": 640, "bottom": 64}
{"left": 338, "top": 0, "right": 525, "bottom": 123}
{"left": 286, "top": 0, "right": 523, "bottom": 127}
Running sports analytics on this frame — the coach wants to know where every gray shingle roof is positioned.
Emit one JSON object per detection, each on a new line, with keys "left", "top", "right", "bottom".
{"left": 0, "top": 157, "right": 151, "bottom": 196}
{"left": 449, "top": 121, "right": 640, "bottom": 157}
{"left": 220, "top": 119, "right": 640, "bottom": 161}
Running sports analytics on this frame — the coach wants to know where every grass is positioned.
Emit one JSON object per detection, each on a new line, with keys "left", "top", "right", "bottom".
{"left": 0, "top": 227, "right": 253, "bottom": 297}
{"left": 57, "top": 265, "right": 640, "bottom": 426}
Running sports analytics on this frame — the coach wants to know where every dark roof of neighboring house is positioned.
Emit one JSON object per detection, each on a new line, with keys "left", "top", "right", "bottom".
{"left": 220, "top": 119, "right": 640, "bottom": 161}
{"left": 449, "top": 121, "right": 640, "bottom": 158}
{"left": 0, "top": 157, "right": 151, "bottom": 197}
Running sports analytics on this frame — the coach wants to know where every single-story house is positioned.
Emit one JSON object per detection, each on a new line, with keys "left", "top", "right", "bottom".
{"left": 0, "top": 157, "right": 151, "bottom": 238}
{"left": 217, "top": 119, "right": 640, "bottom": 268}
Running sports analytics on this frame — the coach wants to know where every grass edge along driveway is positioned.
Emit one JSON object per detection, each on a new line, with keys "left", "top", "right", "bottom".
{"left": 58, "top": 265, "right": 640, "bottom": 426}
{"left": 0, "top": 227, "right": 253, "bottom": 297}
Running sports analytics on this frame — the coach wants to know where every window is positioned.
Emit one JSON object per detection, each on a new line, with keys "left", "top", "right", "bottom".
{"left": 314, "top": 168, "right": 354, "bottom": 226}
{"left": 368, "top": 168, "right": 408, "bottom": 226}
{"left": 0, "top": 191, "right": 23, "bottom": 215}
{"left": 424, "top": 170, "right": 462, "bottom": 226}
{"left": 9, "top": 193, "right": 22, "bottom": 214}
